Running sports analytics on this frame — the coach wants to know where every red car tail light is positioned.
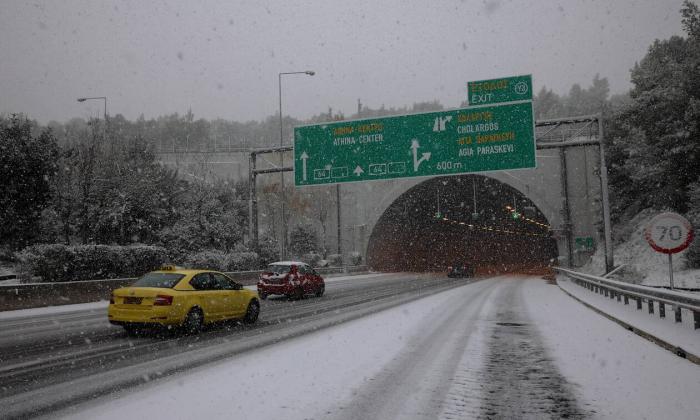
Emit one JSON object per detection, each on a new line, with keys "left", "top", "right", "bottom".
{"left": 153, "top": 295, "right": 174, "bottom": 306}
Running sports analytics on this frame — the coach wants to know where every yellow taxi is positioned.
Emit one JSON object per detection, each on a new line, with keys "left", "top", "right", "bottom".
{"left": 108, "top": 266, "right": 260, "bottom": 334}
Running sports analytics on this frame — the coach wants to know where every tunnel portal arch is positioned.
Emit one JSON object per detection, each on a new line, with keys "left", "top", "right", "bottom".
{"left": 364, "top": 174, "right": 559, "bottom": 273}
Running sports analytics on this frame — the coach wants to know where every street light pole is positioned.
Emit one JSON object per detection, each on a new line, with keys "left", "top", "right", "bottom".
{"left": 472, "top": 177, "right": 478, "bottom": 219}
{"left": 278, "top": 70, "right": 315, "bottom": 259}
{"left": 77, "top": 96, "right": 107, "bottom": 140}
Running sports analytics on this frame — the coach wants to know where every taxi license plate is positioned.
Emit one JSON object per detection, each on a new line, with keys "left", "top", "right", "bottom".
{"left": 124, "top": 297, "right": 143, "bottom": 304}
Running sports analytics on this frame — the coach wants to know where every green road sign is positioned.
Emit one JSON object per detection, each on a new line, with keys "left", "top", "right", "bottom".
{"left": 575, "top": 237, "right": 595, "bottom": 251}
{"left": 468, "top": 75, "right": 532, "bottom": 106}
{"left": 293, "top": 101, "right": 535, "bottom": 186}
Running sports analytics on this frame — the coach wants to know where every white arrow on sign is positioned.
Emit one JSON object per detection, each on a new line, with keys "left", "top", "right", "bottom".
{"left": 353, "top": 165, "right": 364, "bottom": 176}
{"left": 410, "top": 139, "right": 431, "bottom": 172}
{"left": 300, "top": 151, "right": 309, "bottom": 181}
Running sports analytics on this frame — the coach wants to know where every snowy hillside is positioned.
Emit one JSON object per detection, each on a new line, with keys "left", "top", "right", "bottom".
{"left": 580, "top": 210, "right": 700, "bottom": 289}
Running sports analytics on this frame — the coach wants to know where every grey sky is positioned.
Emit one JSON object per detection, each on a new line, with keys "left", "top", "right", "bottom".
{"left": 0, "top": 0, "right": 685, "bottom": 124}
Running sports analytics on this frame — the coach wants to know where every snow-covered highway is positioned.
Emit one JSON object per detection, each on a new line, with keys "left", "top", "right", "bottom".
{"left": 2, "top": 274, "right": 699, "bottom": 419}
{"left": 0, "top": 273, "right": 464, "bottom": 418}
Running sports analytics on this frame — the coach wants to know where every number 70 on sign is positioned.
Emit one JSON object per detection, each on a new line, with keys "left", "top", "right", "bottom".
{"left": 645, "top": 212, "right": 694, "bottom": 254}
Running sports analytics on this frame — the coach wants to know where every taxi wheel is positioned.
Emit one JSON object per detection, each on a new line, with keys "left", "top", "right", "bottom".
{"left": 123, "top": 325, "right": 139, "bottom": 336}
{"left": 183, "top": 307, "right": 204, "bottom": 334}
{"left": 315, "top": 284, "right": 325, "bottom": 297}
{"left": 243, "top": 300, "right": 260, "bottom": 324}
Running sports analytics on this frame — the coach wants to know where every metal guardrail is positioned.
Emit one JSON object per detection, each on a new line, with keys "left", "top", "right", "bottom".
{"left": 556, "top": 267, "right": 700, "bottom": 329}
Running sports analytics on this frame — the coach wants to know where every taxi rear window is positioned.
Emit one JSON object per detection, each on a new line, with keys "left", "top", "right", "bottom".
{"left": 132, "top": 272, "right": 185, "bottom": 288}
{"left": 266, "top": 264, "right": 291, "bottom": 274}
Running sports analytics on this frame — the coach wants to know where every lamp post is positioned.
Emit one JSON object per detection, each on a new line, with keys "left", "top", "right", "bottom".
{"left": 278, "top": 70, "right": 314, "bottom": 259}
{"left": 77, "top": 96, "right": 107, "bottom": 139}
{"left": 472, "top": 177, "right": 479, "bottom": 219}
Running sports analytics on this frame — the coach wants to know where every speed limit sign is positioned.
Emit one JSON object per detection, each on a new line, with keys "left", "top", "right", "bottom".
{"left": 645, "top": 212, "right": 694, "bottom": 254}
{"left": 645, "top": 212, "right": 694, "bottom": 290}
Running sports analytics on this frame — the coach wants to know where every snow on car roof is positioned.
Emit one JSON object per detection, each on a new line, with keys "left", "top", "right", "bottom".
{"left": 268, "top": 261, "right": 306, "bottom": 266}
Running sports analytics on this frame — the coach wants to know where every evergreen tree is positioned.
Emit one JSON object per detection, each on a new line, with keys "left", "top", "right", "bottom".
{"left": 0, "top": 115, "right": 59, "bottom": 250}
{"left": 288, "top": 224, "right": 318, "bottom": 256}
{"left": 610, "top": 1, "right": 700, "bottom": 215}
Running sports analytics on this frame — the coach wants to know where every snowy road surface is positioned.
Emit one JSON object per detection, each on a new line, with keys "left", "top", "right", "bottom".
{"left": 44, "top": 275, "right": 700, "bottom": 420}
{"left": 0, "top": 273, "right": 467, "bottom": 419}
{"left": 557, "top": 275, "right": 700, "bottom": 357}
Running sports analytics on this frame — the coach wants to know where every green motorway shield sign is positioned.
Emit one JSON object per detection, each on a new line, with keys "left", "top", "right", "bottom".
{"left": 293, "top": 101, "right": 535, "bottom": 186}
{"left": 468, "top": 75, "right": 532, "bottom": 106}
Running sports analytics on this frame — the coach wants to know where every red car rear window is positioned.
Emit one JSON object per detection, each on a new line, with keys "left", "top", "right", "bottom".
{"left": 266, "top": 264, "right": 291, "bottom": 274}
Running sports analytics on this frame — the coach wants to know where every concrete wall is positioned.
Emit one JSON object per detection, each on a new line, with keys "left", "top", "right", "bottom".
{"left": 0, "top": 278, "right": 135, "bottom": 312}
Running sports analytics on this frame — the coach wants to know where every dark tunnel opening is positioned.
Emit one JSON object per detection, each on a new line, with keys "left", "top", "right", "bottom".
{"left": 367, "top": 175, "right": 558, "bottom": 275}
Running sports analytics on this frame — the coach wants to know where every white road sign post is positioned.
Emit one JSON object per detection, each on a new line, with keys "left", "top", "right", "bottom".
{"left": 644, "top": 212, "right": 695, "bottom": 290}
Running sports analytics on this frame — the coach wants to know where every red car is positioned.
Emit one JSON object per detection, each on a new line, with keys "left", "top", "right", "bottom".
{"left": 257, "top": 261, "right": 325, "bottom": 300}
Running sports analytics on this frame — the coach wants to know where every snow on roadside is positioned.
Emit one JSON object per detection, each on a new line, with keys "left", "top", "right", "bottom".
{"left": 324, "top": 272, "right": 396, "bottom": 281}
{"left": 61, "top": 278, "right": 482, "bottom": 420}
{"left": 581, "top": 209, "right": 700, "bottom": 289}
{"left": 0, "top": 300, "right": 109, "bottom": 320}
{"left": 523, "top": 279, "right": 700, "bottom": 419}
{"left": 557, "top": 276, "right": 700, "bottom": 357}
{"left": 0, "top": 278, "right": 20, "bottom": 286}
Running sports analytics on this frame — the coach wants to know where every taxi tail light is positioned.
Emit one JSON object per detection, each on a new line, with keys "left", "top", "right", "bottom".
{"left": 154, "top": 295, "right": 173, "bottom": 306}
{"left": 109, "top": 294, "right": 115, "bottom": 304}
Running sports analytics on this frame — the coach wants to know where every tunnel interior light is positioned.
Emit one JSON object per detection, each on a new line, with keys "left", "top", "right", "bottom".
{"left": 437, "top": 213, "right": 550, "bottom": 238}
{"left": 503, "top": 205, "right": 549, "bottom": 229}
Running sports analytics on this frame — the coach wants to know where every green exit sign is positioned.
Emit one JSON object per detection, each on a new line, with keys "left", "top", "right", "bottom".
{"left": 575, "top": 237, "right": 595, "bottom": 251}
{"left": 468, "top": 75, "right": 532, "bottom": 106}
{"left": 293, "top": 101, "right": 535, "bottom": 186}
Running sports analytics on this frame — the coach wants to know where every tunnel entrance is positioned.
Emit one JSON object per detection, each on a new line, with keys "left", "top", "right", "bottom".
{"left": 367, "top": 175, "right": 558, "bottom": 275}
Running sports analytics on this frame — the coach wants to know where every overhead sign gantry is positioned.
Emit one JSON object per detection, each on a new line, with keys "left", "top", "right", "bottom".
{"left": 293, "top": 88, "right": 535, "bottom": 187}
